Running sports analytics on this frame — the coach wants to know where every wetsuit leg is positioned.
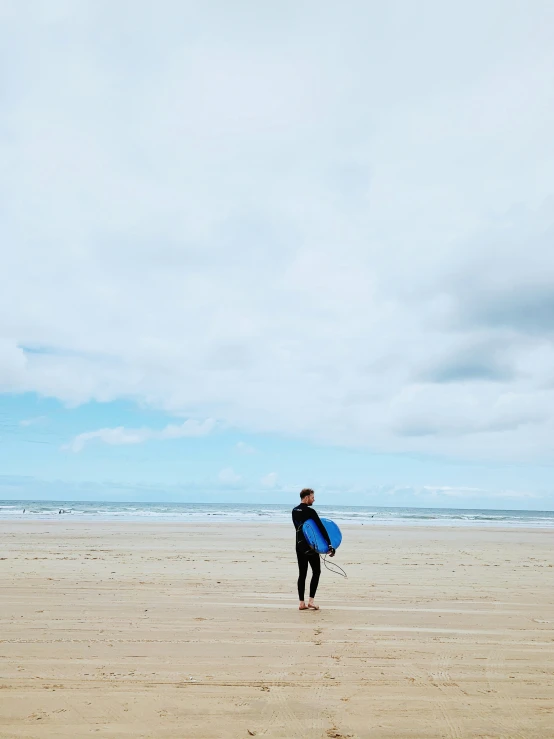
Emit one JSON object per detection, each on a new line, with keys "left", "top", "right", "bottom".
{"left": 308, "top": 552, "right": 321, "bottom": 598}
{"left": 296, "top": 547, "right": 309, "bottom": 600}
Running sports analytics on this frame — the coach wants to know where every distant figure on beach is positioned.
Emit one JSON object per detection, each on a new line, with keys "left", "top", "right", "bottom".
{"left": 292, "top": 488, "right": 335, "bottom": 611}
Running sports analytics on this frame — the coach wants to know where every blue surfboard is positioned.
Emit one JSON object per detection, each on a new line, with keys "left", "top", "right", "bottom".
{"left": 302, "top": 517, "right": 342, "bottom": 554}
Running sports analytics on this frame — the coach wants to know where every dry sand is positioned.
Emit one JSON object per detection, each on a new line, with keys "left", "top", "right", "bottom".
{"left": 0, "top": 520, "right": 553, "bottom": 738}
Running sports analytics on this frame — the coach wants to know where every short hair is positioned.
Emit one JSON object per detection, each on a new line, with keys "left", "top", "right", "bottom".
{"left": 300, "top": 488, "right": 314, "bottom": 500}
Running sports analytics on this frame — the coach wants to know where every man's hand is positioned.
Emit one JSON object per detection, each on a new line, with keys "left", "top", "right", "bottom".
{"left": 328, "top": 546, "right": 336, "bottom": 557}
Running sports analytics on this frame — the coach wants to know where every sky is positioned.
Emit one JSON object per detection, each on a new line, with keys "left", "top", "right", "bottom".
{"left": 1, "top": 0, "right": 554, "bottom": 509}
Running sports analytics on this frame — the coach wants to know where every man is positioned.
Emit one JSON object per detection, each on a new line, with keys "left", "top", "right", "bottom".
{"left": 292, "top": 488, "right": 335, "bottom": 611}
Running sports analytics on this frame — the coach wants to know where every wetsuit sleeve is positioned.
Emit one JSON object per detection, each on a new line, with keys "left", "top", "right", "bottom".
{"left": 308, "top": 508, "right": 331, "bottom": 546}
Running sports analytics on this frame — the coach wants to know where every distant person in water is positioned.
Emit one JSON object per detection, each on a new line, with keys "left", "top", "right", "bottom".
{"left": 292, "top": 488, "right": 335, "bottom": 611}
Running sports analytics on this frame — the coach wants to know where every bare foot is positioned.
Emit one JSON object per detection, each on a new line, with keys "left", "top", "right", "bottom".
{"left": 299, "top": 603, "right": 309, "bottom": 610}
{"left": 307, "top": 601, "right": 320, "bottom": 610}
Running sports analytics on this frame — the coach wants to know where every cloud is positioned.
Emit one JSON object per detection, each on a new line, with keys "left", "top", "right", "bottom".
{"left": 218, "top": 467, "right": 242, "bottom": 484}
{"left": 418, "top": 485, "right": 539, "bottom": 501}
{"left": 417, "top": 339, "right": 517, "bottom": 385}
{"left": 19, "top": 416, "right": 46, "bottom": 427}
{"left": 1, "top": 2, "right": 554, "bottom": 463}
{"left": 0, "top": 339, "right": 27, "bottom": 389}
{"left": 261, "top": 472, "right": 278, "bottom": 488}
{"left": 236, "top": 441, "right": 255, "bottom": 455}
{"left": 0, "top": 473, "right": 549, "bottom": 508}
{"left": 65, "top": 418, "right": 214, "bottom": 452}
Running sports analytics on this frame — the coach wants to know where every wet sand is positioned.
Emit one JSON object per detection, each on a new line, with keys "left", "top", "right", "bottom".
{"left": 0, "top": 521, "right": 553, "bottom": 738}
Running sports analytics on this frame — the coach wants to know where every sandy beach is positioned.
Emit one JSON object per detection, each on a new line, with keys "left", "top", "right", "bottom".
{"left": 0, "top": 521, "right": 553, "bottom": 738}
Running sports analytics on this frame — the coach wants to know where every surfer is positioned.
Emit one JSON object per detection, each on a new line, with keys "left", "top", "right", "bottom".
{"left": 292, "top": 488, "right": 335, "bottom": 611}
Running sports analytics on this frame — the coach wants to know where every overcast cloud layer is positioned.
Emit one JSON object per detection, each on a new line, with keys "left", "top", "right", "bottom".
{"left": 1, "top": 0, "right": 554, "bottom": 462}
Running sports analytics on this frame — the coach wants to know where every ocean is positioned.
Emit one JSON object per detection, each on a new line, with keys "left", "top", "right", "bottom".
{"left": 1, "top": 500, "right": 553, "bottom": 527}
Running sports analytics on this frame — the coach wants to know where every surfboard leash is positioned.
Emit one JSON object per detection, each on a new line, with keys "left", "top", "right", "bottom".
{"left": 321, "top": 553, "right": 348, "bottom": 578}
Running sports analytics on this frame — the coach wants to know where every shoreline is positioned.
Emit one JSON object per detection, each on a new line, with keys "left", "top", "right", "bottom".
{"left": 1, "top": 518, "right": 553, "bottom": 532}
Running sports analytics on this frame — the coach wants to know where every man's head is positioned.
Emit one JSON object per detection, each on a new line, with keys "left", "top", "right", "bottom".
{"left": 300, "top": 488, "right": 315, "bottom": 506}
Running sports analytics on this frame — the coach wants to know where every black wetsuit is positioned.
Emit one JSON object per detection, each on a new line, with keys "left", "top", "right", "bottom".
{"left": 292, "top": 503, "right": 331, "bottom": 601}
